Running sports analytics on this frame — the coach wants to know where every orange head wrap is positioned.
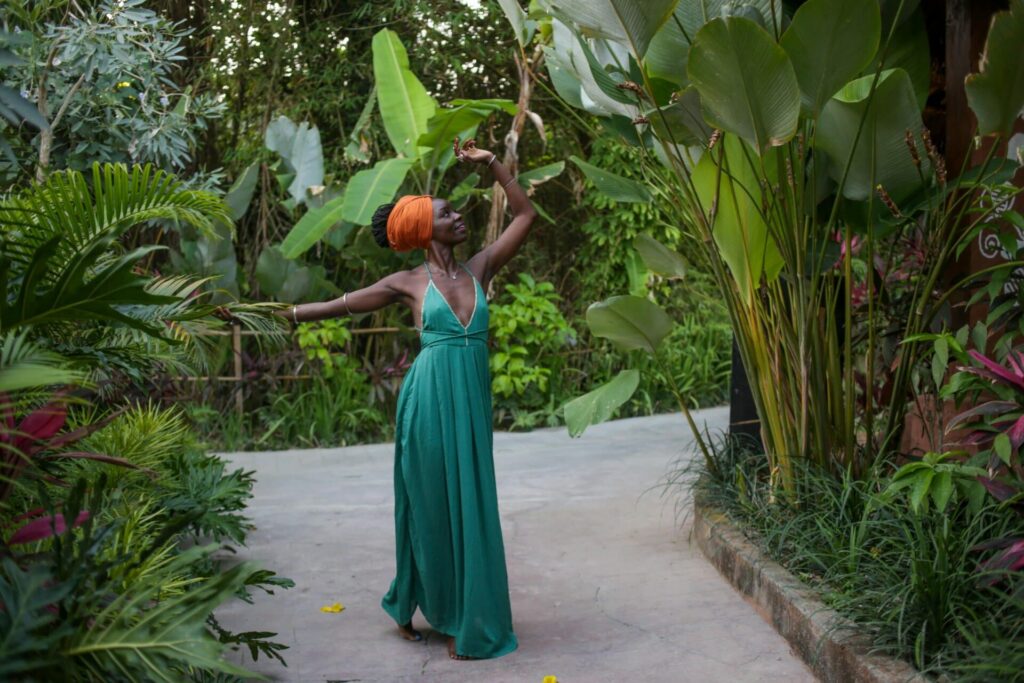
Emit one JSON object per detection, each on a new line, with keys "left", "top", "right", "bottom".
{"left": 386, "top": 195, "right": 434, "bottom": 252}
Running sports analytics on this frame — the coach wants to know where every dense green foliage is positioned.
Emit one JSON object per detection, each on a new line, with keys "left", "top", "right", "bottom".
{"left": 538, "top": 0, "right": 1024, "bottom": 484}
{"left": 0, "top": 163, "right": 289, "bottom": 680}
{"left": 691, "top": 432, "right": 1024, "bottom": 680}
{"left": 541, "top": 0, "right": 1024, "bottom": 679}
{"left": 59, "top": 0, "right": 727, "bottom": 448}
{"left": 0, "top": 0, "right": 1021, "bottom": 680}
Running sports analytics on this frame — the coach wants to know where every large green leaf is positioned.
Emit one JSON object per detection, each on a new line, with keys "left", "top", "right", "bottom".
{"left": 418, "top": 101, "right": 516, "bottom": 150}
{"left": 341, "top": 158, "right": 415, "bottom": 226}
{"left": 585, "top": 295, "right": 673, "bottom": 353}
{"left": 255, "top": 245, "right": 325, "bottom": 303}
{"left": 345, "top": 85, "right": 377, "bottom": 163}
{"left": 644, "top": 7, "right": 692, "bottom": 86}
{"left": 693, "top": 135, "right": 783, "bottom": 303}
{"left": 288, "top": 122, "right": 324, "bottom": 205}
{"left": 645, "top": 1, "right": 783, "bottom": 87}
{"left": 817, "top": 68, "right": 926, "bottom": 201}
{"left": 576, "top": 36, "right": 635, "bottom": 106}
{"left": 264, "top": 115, "right": 296, "bottom": 156}
{"left": 372, "top": 29, "right": 437, "bottom": 158}
{"left": 548, "top": 19, "right": 636, "bottom": 117}
{"left": 878, "top": 0, "right": 921, "bottom": 33}
{"left": 966, "top": 0, "right": 1024, "bottom": 136}
{"left": 224, "top": 162, "right": 259, "bottom": 222}
{"left": 539, "top": 0, "right": 678, "bottom": 57}
{"left": 418, "top": 100, "right": 515, "bottom": 175}
{"left": 647, "top": 87, "right": 712, "bottom": 146}
{"left": 171, "top": 220, "right": 239, "bottom": 302}
{"left": 634, "top": 234, "right": 687, "bottom": 279}
{"left": 867, "top": 9, "right": 930, "bottom": 110}
{"left": 280, "top": 194, "right": 346, "bottom": 259}
{"left": 564, "top": 369, "right": 640, "bottom": 438}
{"left": 687, "top": 17, "right": 800, "bottom": 153}
{"left": 264, "top": 116, "right": 323, "bottom": 205}
{"left": 497, "top": 0, "right": 537, "bottom": 47}
{"left": 569, "top": 155, "right": 651, "bottom": 203}
{"left": 780, "top": 0, "right": 880, "bottom": 116}
{"left": 4, "top": 239, "right": 177, "bottom": 334}
{"left": 517, "top": 161, "right": 566, "bottom": 192}
{"left": 678, "top": 1, "right": 782, "bottom": 37}
{"left": 544, "top": 45, "right": 585, "bottom": 109}
{"left": 449, "top": 172, "right": 480, "bottom": 210}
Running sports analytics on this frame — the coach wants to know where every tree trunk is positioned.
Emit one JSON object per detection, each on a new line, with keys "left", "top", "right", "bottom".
{"left": 483, "top": 44, "right": 546, "bottom": 265}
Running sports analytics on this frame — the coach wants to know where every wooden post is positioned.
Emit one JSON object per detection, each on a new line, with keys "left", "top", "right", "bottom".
{"left": 232, "top": 324, "right": 243, "bottom": 417}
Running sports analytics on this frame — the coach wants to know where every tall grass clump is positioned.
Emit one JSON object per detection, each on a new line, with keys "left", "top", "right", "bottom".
{"left": 689, "top": 435, "right": 1024, "bottom": 678}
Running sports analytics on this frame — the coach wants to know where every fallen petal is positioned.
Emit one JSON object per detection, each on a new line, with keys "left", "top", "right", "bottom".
{"left": 320, "top": 602, "right": 345, "bottom": 613}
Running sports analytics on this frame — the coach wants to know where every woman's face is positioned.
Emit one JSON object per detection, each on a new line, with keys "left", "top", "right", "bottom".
{"left": 431, "top": 198, "right": 467, "bottom": 245}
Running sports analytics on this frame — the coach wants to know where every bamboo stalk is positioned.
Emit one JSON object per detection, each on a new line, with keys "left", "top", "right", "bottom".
{"left": 196, "top": 327, "right": 402, "bottom": 337}
{"left": 232, "top": 325, "right": 243, "bottom": 417}
{"left": 170, "top": 375, "right": 315, "bottom": 382}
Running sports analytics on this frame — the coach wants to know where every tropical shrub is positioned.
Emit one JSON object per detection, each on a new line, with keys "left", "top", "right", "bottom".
{"left": 0, "top": 163, "right": 290, "bottom": 680}
{"left": 526, "top": 0, "right": 1024, "bottom": 496}
{"left": 2, "top": 0, "right": 224, "bottom": 183}
{"left": 489, "top": 274, "right": 575, "bottom": 425}
{"left": 690, "top": 434, "right": 1024, "bottom": 677}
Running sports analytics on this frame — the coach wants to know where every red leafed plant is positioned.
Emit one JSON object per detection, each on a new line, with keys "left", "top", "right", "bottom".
{"left": 946, "top": 348, "right": 1024, "bottom": 584}
{"left": 0, "top": 393, "right": 151, "bottom": 546}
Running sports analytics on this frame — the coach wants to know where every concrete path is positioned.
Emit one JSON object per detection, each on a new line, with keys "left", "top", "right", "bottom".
{"left": 216, "top": 407, "right": 815, "bottom": 683}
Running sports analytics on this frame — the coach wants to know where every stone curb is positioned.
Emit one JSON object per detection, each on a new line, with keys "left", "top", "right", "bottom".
{"left": 692, "top": 498, "right": 930, "bottom": 683}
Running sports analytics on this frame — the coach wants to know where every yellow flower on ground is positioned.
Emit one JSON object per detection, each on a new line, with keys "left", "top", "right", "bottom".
{"left": 115, "top": 81, "right": 132, "bottom": 89}
{"left": 542, "top": 677, "right": 558, "bottom": 683}
{"left": 320, "top": 602, "right": 345, "bottom": 613}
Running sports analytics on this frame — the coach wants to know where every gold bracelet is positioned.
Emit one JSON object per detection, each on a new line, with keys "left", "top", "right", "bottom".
{"left": 291, "top": 304, "right": 298, "bottom": 324}
{"left": 503, "top": 175, "right": 518, "bottom": 189}
{"left": 343, "top": 292, "right": 352, "bottom": 316}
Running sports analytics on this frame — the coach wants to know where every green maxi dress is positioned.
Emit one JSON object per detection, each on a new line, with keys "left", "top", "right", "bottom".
{"left": 381, "top": 262, "right": 518, "bottom": 659}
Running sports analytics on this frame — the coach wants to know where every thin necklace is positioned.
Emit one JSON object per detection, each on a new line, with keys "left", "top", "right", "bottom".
{"left": 427, "top": 261, "right": 459, "bottom": 279}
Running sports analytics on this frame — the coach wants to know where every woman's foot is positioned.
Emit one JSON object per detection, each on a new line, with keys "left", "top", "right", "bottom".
{"left": 398, "top": 622, "right": 422, "bottom": 642}
{"left": 447, "top": 637, "right": 476, "bottom": 661}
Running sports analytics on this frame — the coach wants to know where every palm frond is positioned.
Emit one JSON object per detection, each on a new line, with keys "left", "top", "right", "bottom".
{"left": 0, "top": 163, "right": 230, "bottom": 277}
{"left": 63, "top": 544, "right": 258, "bottom": 682}
{"left": 109, "top": 277, "right": 289, "bottom": 375}
{"left": 0, "top": 332, "right": 84, "bottom": 393}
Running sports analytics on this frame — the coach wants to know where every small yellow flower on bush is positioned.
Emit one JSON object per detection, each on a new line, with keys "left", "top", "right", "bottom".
{"left": 115, "top": 81, "right": 132, "bottom": 89}
{"left": 542, "top": 677, "right": 558, "bottom": 683}
{"left": 320, "top": 602, "right": 345, "bottom": 613}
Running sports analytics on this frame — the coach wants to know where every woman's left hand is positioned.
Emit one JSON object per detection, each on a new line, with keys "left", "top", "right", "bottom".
{"left": 453, "top": 137, "right": 493, "bottom": 164}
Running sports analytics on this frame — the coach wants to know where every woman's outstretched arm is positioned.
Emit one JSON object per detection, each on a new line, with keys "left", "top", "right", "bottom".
{"left": 277, "top": 272, "right": 408, "bottom": 323}
{"left": 457, "top": 139, "right": 537, "bottom": 284}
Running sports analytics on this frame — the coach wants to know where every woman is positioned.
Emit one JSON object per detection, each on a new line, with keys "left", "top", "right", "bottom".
{"left": 285, "top": 139, "right": 536, "bottom": 660}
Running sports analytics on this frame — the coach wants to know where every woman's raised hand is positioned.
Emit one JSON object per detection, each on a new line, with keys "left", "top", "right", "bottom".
{"left": 453, "top": 137, "right": 494, "bottom": 164}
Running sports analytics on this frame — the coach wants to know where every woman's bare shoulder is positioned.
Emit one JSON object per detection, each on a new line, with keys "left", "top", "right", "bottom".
{"left": 377, "top": 264, "right": 428, "bottom": 296}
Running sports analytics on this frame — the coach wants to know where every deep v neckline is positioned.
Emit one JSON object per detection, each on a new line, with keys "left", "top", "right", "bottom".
{"left": 424, "top": 262, "right": 479, "bottom": 330}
